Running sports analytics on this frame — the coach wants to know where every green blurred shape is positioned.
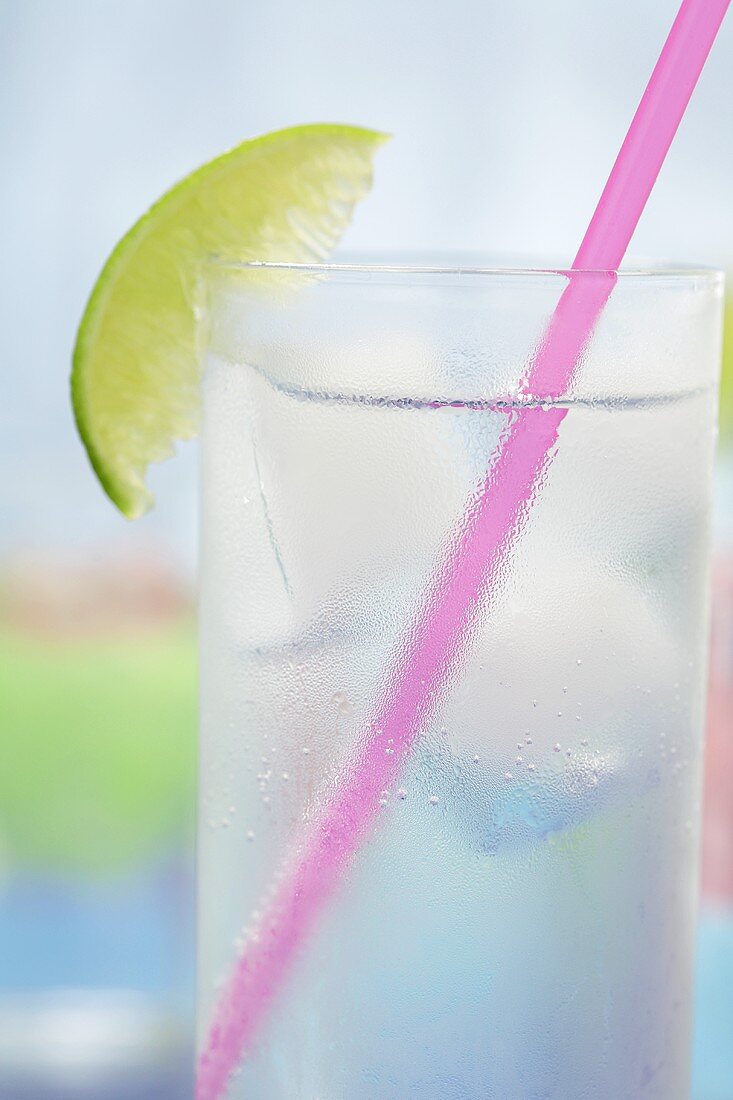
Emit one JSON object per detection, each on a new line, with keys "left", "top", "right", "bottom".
{"left": 720, "top": 297, "right": 733, "bottom": 446}
{"left": 0, "top": 622, "right": 196, "bottom": 873}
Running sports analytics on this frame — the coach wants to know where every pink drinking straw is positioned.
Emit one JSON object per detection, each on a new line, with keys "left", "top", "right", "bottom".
{"left": 197, "top": 2, "right": 730, "bottom": 1096}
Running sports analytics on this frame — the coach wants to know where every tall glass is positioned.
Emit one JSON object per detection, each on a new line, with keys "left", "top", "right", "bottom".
{"left": 198, "top": 260, "right": 722, "bottom": 1099}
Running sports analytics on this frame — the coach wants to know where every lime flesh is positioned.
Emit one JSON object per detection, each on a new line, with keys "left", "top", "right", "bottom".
{"left": 72, "top": 124, "right": 388, "bottom": 518}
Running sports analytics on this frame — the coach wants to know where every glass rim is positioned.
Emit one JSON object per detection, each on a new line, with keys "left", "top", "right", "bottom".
{"left": 206, "top": 253, "right": 724, "bottom": 283}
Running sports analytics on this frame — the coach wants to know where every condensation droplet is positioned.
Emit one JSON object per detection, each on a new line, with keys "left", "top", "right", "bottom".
{"left": 332, "top": 691, "right": 351, "bottom": 714}
{"left": 397, "top": 787, "right": 407, "bottom": 799}
{"left": 282, "top": 772, "right": 289, "bottom": 781}
{"left": 428, "top": 795, "right": 440, "bottom": 806}
{"left": 504, "top": 772, "right": 513, "bottom": 781}
{"left": 302, "top": 746, "right": 310, "bottom": 755}
{"left": 246, "top": 830, "right": 255, "bottom": 842}
{"left": 516, "top": 755, "right": 523, "bottom": 764}
{"left": 554, "top": 743, "right": 561, "bottom": 752}
{"left": 527, "top": 763, "right": 536, "bottom": 772}
{"left": 472, "top": 754, "right": 480, "bottom": 764}
{"left": 580, "top": 739, "right": 588, "bottom": 747}
{"left": 525, "top": 735, "right": 533, "bottom": 745}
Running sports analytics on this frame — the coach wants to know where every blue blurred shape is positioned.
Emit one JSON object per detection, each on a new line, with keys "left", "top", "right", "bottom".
{"left": 693, "top": 907, "right": 733, "bottom": 1100}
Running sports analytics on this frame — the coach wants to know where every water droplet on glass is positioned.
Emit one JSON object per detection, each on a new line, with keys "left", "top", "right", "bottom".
{"left": 282, "top": 772, "right": 289, "bottom": 782}
{"left": 504, "top": 772, "right": 513, "bottom": 781}
{"left": 516, "top": 755, "right": 523, "bottom": 764}
{"left": 554, "top": 743, "right": 561, "bottom": 753}
{"left": 331, "top": 691, "right": 351, "bottom": 714}
{"left": 428, "top": 795, "right": 440, "bottom": 806}
{"left": 246, "top": 830, "right": 255, "bottom": 842}
{"left": 472, "top": 754, "right": 480, "bottom": 764}
{"left": 397, "top": 787, "right": 407, "bottom": 799}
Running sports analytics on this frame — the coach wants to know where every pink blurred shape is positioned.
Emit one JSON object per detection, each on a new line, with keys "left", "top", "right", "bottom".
{"left": 702, "top": 557, "right": 733, "bottom": 903}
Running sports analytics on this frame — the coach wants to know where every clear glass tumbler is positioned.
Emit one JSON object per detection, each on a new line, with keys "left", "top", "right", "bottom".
{"left": 198, "top": 260, "right": 723, "bottom": 1100}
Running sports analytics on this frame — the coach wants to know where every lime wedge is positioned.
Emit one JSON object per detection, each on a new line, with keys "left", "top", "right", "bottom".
{"left": 72, "top": 123, "right": 388, "bottom": 518}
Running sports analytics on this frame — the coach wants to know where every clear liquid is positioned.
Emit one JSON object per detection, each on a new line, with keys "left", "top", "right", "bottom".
{"left": 199, "top": 354, "right": 715, "bottom": 1099}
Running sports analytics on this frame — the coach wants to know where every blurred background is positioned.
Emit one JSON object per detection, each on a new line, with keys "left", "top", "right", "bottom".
{"left": 1, "top": 0, "right": 731, "bottom": 1097}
